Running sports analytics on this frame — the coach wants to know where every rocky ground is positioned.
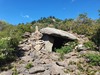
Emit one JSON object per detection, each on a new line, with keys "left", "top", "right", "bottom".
{"left": 0, "top": 49, "right": 100, "bottom": 75}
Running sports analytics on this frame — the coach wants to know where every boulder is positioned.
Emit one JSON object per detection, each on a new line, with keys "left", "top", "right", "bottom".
{"left": 22, "top": 32, "right": 30, "bottom": 38}
{"left": 29, "top": 66, "right": 45, "bottom": 74}
{"left": 43, "top": 70, "right": 51, "bottom": 75}
{"left": 40, "top": 27, "right": 77, "bottom": 40}
{"left": 22, "top": 45, "right": 31, "bottom": 51}
{"left": 49, "top": 63, "right": 66, "bottom": 75}
{"left": 95, "top": 72, "right": 100, "bottom": 75}
{"left": 42, "top": 35, "right": 54, "bottom": 52}
{"left": 56, "top": 61, "right": 66, "bottom": 67}
{"left": 0, "top": 70, "right": 13, "bottom": 75}
{"left": 33, "top": 40, "right": 45, "bottom": 51}
{"left": 21, "top": 56, "right": 33, "bottom": 62}
{"left": 75, "top": 44, "right": 87, "bottom": 51}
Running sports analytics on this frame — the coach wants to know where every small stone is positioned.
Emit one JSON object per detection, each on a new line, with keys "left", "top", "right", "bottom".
{"left": 43, "top": 70, "right": 51, "bottom": 75}
{"left": 0, "top": 70, "right": 13, "bottom": 75}
{"left": 22, "top": 32, "right": 30, "bottom": 38}
{"left": 95, "top": 72, "right": 100, "bottom": 75}
{"left": 29, "top": 66, "right": 45, "bottom": 74}
{"left": 75, "top": 44, "right": 87, "bottom": 51}
{"left": 21, "top": 56, "right": 33, "bottom": 62}
{"left": 56, "top": 61, "right": 66, "bottom": 67}
{"left": 22, "top": 45, "right": 31, "bottom": 51}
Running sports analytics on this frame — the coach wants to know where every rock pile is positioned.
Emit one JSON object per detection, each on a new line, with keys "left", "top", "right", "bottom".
{"left": 19, "top": 26, "right": 44, "bottom": 51}
{"left": 19, "top": 27, "right": 78, "bottom": 52}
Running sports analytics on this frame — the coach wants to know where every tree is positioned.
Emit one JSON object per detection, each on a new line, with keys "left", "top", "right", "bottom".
{"left": 64, "top": 19, "right": 74, "bottom": 31}
{"left": 98, "top": 10, "right": 100, "bottom": 17}
{"left": 96, "top": 10, "right": 100, "bottom": 23}
{"left": 0, "top": 21, "right": 9, "bottom": 31}
{"left": 76, "top": 13, "right": 92, "bottom": 25}
{"left": 92, "top": 27, "right": 100, "bottom": 51}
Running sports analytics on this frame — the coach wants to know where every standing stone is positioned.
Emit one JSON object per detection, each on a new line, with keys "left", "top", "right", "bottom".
{"left": 42, "top": 35, "right": 54, "bottom": 52}
{"left": 33, "top": 26, "right": 43, "bottom": 40}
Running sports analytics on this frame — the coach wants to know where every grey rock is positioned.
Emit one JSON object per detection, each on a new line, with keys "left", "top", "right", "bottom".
{"left": 75, "top": 44, "right": 87, "bottom": 51}
{"left": 50, "top": 53, "right": 59, "bottom": 61}
{"left": 22, "top": 32, "right": 30, "bottom": 38}
{"left": 18, "top": 43, "right": 26, "bottom": 47}
{"left": 29, "top": 66, "right": 45, "bottom": 74}
{"left": 22, "top": 45, "right": 31, "bottom": 51}
{"left": 43, "top": 63, "right": 53, "bottom": 70}
{"left": 0, "top": 70, "right": 13, "bottom": 75}
{"left": 21, "top": 56, "right": 33, "bottom": 62}
{"left": 18, "top": 72, "right": 31, "bottom": 75}
{"left": 43, "top": 70, "right": 51, "bottom": 75}
{"left": 64, "top": 54, "right": 71, "bottom": 59}
{"left": 42, "top": 35, "right": 54, "bottom": 52}
{"left": 95, "top": 72, "right": 100, "bottom": 75}
{"left": 49, "top": 64, "right": 66, "bottom": 75}
{"left": 56, "top": 61, "right": 66, "bottom": 67}
{"left": 66, "top": 65, "right": 77, "bottom": 71}
{"left": 34, "top": 40, "right": 45, "bottom": 51}
{"left": 44, "top": 62, "right": 66, "bottom": 75}
{"left": 64, "top": 52, "right": 77, "bottom": 59}
{"left": 40, "top": 27, "right": 78, "bottom": 40}
{"left": 17, "top": 67, "right": 26, "bottom": 73}
{"left": 19, "top": 39, "right": 28, "bottom": 44}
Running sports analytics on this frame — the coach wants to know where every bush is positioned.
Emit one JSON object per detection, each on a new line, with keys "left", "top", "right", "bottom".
{"left": 0, "top": 37, "right": 19, "bottom": 65}
{"left": 85, "top": 53, "right": 100, "bottom": 66}
{"left": 92, "top": 28, "right": 100, "bottom": 51}
{"left": 25, "top": 63, "right": 33, "bottom": 69}
{"left": 56, "top": 41, "right": 78, "bottom": 54}
{"left": 84, "top": 41, "right": 96, "bottom": 50}
{"left": 12, "top": 65, "right": 18, "bottom": 75}
{"left": 56, "top": 46, "right": 72, "bottom": 54}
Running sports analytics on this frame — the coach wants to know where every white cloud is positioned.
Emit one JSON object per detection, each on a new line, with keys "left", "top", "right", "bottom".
{"left": 22, "top": 15, "right": 30, "bottom": 18}
{"left": 20, "top": 13, "right": 30, "bottom": 19}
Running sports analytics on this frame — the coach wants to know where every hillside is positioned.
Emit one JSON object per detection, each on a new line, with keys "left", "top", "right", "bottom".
{"left": 0, "top": 15, "right": 100, "bottom": 75}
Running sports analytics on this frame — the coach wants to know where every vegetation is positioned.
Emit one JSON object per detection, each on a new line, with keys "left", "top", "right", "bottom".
{"left": 0, "top": 37, "right": 19, "bottom": 65}
{"left": 84, "top": 41, "right": 96, "bottom": 50}
{"left": 56, "top": 41, "right": 78, "bottom": 54}
{"left": 85, "top": 53, "right": 100, "bottom": 66}
{"left": 25, "top": 63, "right": 33, "bottom": 69}
{"left": 12, "top": 65, "right": 18, "bottom": 75}
{"left": 56, "top": 41, "right": 78, "bottom": 60}
{"left": 92, "top": 27, "right": 100, "bottom": 51}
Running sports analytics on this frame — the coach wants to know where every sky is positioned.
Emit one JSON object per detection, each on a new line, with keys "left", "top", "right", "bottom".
{"left": 0, "top": 0, "right": 100, "bottom": 25}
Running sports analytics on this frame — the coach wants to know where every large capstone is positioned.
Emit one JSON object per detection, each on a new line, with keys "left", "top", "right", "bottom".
{"left": 40, "top": 27, "right": 78, "bottom": 52}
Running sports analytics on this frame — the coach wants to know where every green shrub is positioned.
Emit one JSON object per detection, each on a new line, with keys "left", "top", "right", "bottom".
{"left": 12, "top": 66, "right": 18, "bottom": 75}
{"left": 84, "top": 41, "right": 96, "bottom": 50}
{"left": 85, "top": 53, "right": 100, "bottom": 66}
{"left": 0, "top": 64, "right": 13, "bottom": 71}
{"left": 92, "top": 27, "right": 100, "bottom": 51}
{"left": 56, "top": 46, "right": 72, "bottom": 54}
{"left": 0, "top": 37, "right": 19, "bottom": 65}
{"left": 25, "top": 63, "right": 33, "bottom": 69}
{"left": 56, "top": 41, "right": 78, "bottom": 54}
